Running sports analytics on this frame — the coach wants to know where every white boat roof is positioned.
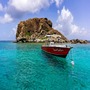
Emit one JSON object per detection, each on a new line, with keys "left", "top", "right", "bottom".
{"left": 42, "top": 42, "right": 71, "bottom": 48}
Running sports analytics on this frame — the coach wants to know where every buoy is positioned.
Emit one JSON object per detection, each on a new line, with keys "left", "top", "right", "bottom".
{"left": 71, "top": 60, "right": 74, "bottom": 66}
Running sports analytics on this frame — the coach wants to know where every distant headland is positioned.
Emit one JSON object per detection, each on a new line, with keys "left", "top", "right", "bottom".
{"left": 15, "top": 18, "right": 88, "bottom": 44}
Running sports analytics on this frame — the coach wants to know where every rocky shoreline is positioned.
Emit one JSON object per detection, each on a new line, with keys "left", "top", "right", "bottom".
{"left": 14, "top": 37, "right": 88, "bottom": 44}
{"left": 70, "top": 39, "right": 88, "bottom": 44}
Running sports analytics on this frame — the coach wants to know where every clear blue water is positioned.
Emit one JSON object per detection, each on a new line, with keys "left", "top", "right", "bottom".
{"left": 0, "top": 42, "right": 90, "bottom": 90}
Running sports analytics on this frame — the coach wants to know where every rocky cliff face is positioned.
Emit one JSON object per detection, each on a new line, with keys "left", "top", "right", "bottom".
{"left": 16, "top": 18, "right": 68, "bottom": 42}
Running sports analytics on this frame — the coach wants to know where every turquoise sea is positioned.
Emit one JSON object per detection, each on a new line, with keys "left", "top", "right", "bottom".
{"left": 0, "top": 41, "right": 90, "bottom": 90}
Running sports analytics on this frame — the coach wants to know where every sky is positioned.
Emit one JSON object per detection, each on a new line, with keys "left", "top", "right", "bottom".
{"left": 0, "top": 0, "right": 90, "bottom": 40}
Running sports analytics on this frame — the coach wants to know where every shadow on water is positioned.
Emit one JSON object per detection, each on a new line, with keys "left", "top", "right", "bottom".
{"left": 42, "top": 51, "right": 68, "bottom": 70}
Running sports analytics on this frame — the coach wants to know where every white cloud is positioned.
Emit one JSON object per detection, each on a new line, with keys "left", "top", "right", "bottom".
{"left": 8, "top": 0, "right": 64, "bottom": 12}
{"left": 0, "top": 13, "right": 13, "bottom": 24}
{"left": 51, "top": 0, "right": 63, "bottom": 7}
{"left": 7, "top": 0, "right": 64, "bottom": 16}
{"left": 54, "top": 7, "right": 88, "bottom": 39}
{"left": 8, "top": 0, "right": 50, "bottom": 13}
{"left": 0, "top": 3, "right": 3, "bottom": 11}
{"left": 55, "top": 0, "right": 63, "bottom": 7}
{"left": 0, "top": 0, "right": 64, "bottom": 24}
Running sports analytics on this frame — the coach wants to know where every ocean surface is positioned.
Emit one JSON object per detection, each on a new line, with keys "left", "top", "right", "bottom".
{"left": 0, "top": 41, "right": 90, "bottom": 90}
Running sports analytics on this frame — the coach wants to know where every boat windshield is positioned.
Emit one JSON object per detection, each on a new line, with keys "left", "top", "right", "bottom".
{"left": 50, "top": 42, "right": 54, "bottom": 45}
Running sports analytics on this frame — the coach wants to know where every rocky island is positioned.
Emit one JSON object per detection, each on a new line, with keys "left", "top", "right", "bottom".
{"left": 16, "top": 18, "right": 87, "bottom": 44}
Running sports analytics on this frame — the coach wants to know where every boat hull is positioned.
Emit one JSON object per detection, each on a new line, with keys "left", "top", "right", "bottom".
{"left": 41, "top": 46, "right": 71, "bottom": 58}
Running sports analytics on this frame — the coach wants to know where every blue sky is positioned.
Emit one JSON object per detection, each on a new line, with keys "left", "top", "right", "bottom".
{"left": 0, "top": 0, "right": 90, "bottom": 40}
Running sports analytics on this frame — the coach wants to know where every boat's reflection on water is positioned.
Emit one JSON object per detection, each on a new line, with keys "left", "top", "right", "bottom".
{"left": 42, "top": 51, "right": 68, "bottom": 70}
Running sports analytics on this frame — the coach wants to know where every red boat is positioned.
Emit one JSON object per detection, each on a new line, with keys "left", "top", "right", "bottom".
{"left": 41, "top": 42, "right": 72, "bottom": 58}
